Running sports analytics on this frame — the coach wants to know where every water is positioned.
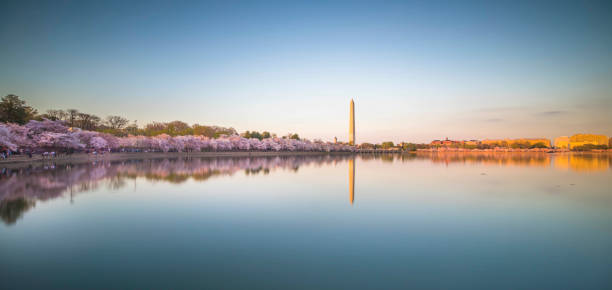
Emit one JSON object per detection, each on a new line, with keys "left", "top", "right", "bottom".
{"left": 1, "top": 153, "right": 611, "bottom": 289}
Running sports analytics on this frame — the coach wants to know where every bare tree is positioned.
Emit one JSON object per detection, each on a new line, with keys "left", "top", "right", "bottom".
{"left": 45, "top": 109, "right": 62, "bottom": 120}
{"left": 57, "top": 110, "right": 68, "bottom": 121}
{"left": 67, "top": 109, "right": 79, "bottom": 127}
{"left": 106, "top": 115, "right": 129, "bottom": 130}
{"left": 77, "top": 113, "right": 101, "bottom": 130}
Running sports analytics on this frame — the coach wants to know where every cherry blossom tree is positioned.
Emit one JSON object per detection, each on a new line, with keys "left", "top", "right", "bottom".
{"left": 1, "top": 118, "right": 356, "bottom": 153}
{"left": 0, "top": 125, "right": 17, "bottom": 151}
{"left": 90, "top": 136, "right": 108, "bottom": 150}
{"left": 37, "top": 132, "right": 84, "bottom": 151}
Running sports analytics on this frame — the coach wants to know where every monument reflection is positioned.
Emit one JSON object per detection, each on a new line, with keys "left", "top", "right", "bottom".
{"left": 1, "top": 153, "right": 610, "bottom": 225}
{"left": 349, "top": 157, "right": 355, "bottom": 205}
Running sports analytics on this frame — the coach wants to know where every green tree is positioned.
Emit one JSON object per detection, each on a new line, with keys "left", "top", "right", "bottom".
{"left": 381, "top": 141, "right": 394, "bottom": 149}
{"left": 572, "top": 144, "right": 608, "bottom": 151}
{"left": 360, "top": 143, "right": 375, "bottom": 149}
{"left": 0, "top": 95, "right": 38, "bottom": 124}
{"left": 166, "top": 121, "right": 193, "bottom": 136}
{"left": 529, "top": 142, "right": 548, "bottom": 149}
{"left": 401, "top": 142, "right": 424, "bottom": 151}
{"left": 193, "top": 124, "right": 215, "bottom": 137}
{"left": 213, "top": 128, "right": 236, "bottom": 138}
{"left": 144, "top": 122, "right": 168, "bottom": 136}
{"left": 242, "top": 130, "right": 271, "bottom": 140}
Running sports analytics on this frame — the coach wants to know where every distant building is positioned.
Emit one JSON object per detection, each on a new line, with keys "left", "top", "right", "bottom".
{"left": 554, "top": 136, "right": 570, "bottom": 149}
{"left": 481, "top": 138, "right": 551, "bottom": 148}
{"left": 430, "top": 138, "right": 474, "bottom": 147}
{"left": 334, "top": 137, "right": 338, "bottom": 144}
{"left": 568, "top": 134, "right": 608, "bottom": 149}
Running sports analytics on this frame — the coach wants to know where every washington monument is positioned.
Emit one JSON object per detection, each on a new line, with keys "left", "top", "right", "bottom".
{"left": 349, "top": 99, "right": 355, "bottom": 145}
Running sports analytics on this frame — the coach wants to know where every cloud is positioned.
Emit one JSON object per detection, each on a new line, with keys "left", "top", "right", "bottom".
{"left": 473, "top": 106, "right": 525, "bottom": 113}
{"left": 485, "top": 118, "right": 504, "bottom": 122}
{"left": 537, "top": 110, "right": 567, "bottom": 116}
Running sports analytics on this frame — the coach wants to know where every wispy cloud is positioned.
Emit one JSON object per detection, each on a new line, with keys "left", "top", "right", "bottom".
{"left": 537, "top": 110, "right": 567, "bottom": 116}
{"left": 473, "top": 106, "right": 526, "bottom": 113}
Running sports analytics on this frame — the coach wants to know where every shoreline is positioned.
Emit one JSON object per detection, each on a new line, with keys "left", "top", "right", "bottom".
{"left": 1, "top": 150, "right": 610, "bottom": 168}
{"left": 0, "top": 151, "right": 355, "bottom": 168}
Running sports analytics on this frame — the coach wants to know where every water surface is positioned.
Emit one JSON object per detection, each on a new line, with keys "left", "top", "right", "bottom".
{"left": 1, "top": 153, "right": 611, "bottom": 289}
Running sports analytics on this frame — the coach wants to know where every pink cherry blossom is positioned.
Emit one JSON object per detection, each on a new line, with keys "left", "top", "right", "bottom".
{"left": 1, "top": 119, "right": 356, "bottom": 153}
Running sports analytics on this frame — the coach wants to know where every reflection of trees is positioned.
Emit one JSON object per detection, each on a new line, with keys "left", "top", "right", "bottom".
{"left": 359, "top": 152, "right": 611, "bottom": 172}
{"left": 415, "top": 152, "right": 551, "bottom": 168}
{"left": 3, "top": 153, "right": 608, "bottom": 225}
{"left": 0, "top": 165, "right": 100, "bottom": 202}
{"left": 0, "top": 198, "right": 35, "bottom": 225}
{"left": 245, "top": 167, "right": 270, "bottom": 175}
{"left": 0, "top": 155, "right": 354, "bottom": 224}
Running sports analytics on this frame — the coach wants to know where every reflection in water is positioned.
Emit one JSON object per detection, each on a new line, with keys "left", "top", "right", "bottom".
{"left": 349, "top": 158, "right": 355, "bottom": 205}
{"left": 0, "top": 155, "right": 354, "bottom": 225}
{"left": 554, "top": 154, "right": 611, "bottom": 172}
{"left": 0, "top": 198, "right": 35, "bottom": 225}
{"left": 413, "top": 152, "right": 611, "bottom": 171}
{"left": 1, "top": 152, "right": 610, "bottom": 225}
{"left": 2, "top": 153, "right": 611, "bottom": 290}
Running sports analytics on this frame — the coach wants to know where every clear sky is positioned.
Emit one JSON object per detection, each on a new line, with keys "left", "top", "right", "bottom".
{"left": 1, "top": 0, "right": 611, "bottom": 143}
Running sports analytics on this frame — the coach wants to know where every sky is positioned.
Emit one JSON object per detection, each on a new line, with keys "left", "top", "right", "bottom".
{"left": 1, "top": 0, "right": 611, "bottom": 143}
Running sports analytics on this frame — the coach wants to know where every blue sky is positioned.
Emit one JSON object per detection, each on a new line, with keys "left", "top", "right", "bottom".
{"left": 1, "top": 0, "right": 611, "bottom": 143}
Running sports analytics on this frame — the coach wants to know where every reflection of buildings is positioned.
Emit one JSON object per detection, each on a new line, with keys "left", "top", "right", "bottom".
{"left": 418, "top": 152, "right": 551, "bottom": 168}
{"left": 349, "top": 158, "right": 355, "bottom": 205}
{"left": 415, "top": 152, "right": 611, "bottom": 172}
{"left": 554, "top": 154, "right": 610, "bottom": 172}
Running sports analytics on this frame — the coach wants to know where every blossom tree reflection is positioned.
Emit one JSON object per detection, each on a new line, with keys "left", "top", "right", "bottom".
{"left": 0, "top": 155, "right": 355, "bottom": 225}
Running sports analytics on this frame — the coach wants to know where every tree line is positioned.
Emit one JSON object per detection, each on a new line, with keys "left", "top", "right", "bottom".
{"left": 0, "top": 94, "right": 292, "bottom": 139}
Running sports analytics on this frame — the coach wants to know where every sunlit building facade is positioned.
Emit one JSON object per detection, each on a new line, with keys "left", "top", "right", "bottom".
{"left": 481, "top": 138, "right": 551, "bottom": 148}
{"left": 568, "top": 134, "right": 608, "bottom": 149}
{"left": 554, "top": 136, "right": 570, "bottom": 149}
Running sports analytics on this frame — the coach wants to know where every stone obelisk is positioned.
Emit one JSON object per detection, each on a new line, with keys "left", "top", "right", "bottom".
{"left": 349, "top": 99, "right": 355, "bottom": 145}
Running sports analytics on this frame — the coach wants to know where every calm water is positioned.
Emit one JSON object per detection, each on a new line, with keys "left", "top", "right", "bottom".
{"left": 1, "top": 153, "right": 611, "bottom": 289}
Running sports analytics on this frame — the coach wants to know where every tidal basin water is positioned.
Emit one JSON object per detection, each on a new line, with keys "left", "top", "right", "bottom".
{"left": 1, "top": 153, "right": 611, "bottom": 289}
